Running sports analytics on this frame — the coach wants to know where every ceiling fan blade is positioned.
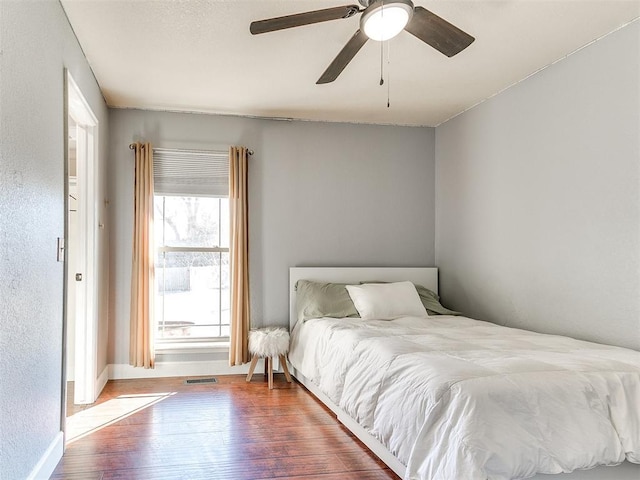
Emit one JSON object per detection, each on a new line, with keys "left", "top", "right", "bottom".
{"left": 250, "top": 5, "right": 360, "bottom": 35}
{"left": 404, "top": 6, "right": 474, "bottom": 57}
{"left": 317, "top": 29, "right": 368, "bottom": 84}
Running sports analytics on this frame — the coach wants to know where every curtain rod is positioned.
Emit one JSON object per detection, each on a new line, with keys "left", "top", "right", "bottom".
{"left": 128, "top": 144, "right": 254, "bottom": 155}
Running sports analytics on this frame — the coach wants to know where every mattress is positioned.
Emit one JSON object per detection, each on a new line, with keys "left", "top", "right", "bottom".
{"left": 288, "top": 315, "right": 640, "bottom": 480}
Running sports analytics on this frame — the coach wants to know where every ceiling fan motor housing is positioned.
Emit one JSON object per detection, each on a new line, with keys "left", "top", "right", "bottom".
{"left": 360, "top": 0, "right": 415, "bottom": 41}
{"left": 358, "top": 0, "right": 414, "bottom": 8}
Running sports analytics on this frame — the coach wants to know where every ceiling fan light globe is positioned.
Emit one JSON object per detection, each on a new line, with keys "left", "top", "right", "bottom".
{"left": 361, "top": 0, "right": 413, "bottom": 41}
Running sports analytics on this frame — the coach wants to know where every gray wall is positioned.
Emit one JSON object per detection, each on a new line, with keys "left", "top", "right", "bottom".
{"left": 435, "top": 21, "right": 640, "bottom": 350}
{"left": 108, "top": 109, "right": 435, "bottom": 364}
{"left": 0, "top": 1, "right": 109, "bottom": 478}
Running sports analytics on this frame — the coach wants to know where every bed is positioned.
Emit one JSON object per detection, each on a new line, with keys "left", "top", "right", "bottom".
{"left": 287, "top": 267, "right": 640, "bottom": 480}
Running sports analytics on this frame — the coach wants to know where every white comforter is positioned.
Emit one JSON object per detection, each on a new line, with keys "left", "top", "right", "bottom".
{"left": 288, "top": 316, "right": 640, "bottom": 480}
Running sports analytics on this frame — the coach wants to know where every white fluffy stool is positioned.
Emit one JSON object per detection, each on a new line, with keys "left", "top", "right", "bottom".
{"left": 246, "top": 327, "right": 292, "bottom": 389}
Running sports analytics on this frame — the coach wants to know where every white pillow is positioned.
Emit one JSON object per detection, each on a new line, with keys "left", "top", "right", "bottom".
{"left": 345, "top": 281, "right": 428, "bottom": 320}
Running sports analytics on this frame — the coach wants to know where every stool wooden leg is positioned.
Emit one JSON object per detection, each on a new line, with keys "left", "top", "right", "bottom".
{"left": 246, "top": 354, "right": 259, "bottom": 382}
{"left": 279, "top": 354, "right": 292, "bottom": 383}
{"left": 267, "top": 357, "right": 274, "bottom": 389}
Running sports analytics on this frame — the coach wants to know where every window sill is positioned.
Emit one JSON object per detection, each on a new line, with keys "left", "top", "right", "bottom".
{"left": 155, "top": 341, "right": 230, "bottom": 355}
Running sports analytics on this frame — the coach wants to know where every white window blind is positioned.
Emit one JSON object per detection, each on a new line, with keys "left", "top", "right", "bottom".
{"left": 153, "top": 148, "right": 229, "bottom": 197}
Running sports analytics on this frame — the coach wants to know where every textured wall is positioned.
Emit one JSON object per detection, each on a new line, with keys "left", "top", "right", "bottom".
{"left": 0, "top": 1, "right": 109, "bottom": 478}
{"left": 108, "top": 109, "right": 435, "bottom": 365}
{"left": 435, "top": 21, "right": 640, "bottom": 350}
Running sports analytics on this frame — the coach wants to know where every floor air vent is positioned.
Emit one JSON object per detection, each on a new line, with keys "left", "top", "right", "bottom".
{"left": 184, "top": 377, "right": 218, "bottom": 385}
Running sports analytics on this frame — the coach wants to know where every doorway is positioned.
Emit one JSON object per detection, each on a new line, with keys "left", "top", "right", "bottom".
{"left": 63, "top": 71, "right": 99, "bottom": 418}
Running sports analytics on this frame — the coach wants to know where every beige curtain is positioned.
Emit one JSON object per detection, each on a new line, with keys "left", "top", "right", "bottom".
{"left": 229, "top": 146, "right": 251, "bottom": 366}
{"left": 130, "top": 142, "right": 155, "bottom": 368}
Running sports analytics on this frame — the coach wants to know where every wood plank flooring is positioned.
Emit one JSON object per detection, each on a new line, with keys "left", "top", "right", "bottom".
{"left": 53, "top": 374, "right": 400, "bottom": 480}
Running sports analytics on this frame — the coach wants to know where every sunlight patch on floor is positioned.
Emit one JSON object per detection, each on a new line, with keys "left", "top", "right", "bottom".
{"left": 66, "top": 392, "right": 176, "bottom": 444}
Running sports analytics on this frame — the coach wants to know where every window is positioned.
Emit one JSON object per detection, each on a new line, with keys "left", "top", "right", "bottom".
{"left": 152, "top": 148, "right": 230, "bottom": 345}
{"left": 154, "top": 196, "right": 229, "bottom": 342}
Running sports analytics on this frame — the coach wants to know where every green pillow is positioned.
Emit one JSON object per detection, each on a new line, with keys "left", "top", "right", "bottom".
{"left": 295, "top": 280, "right": 360, "bottom": 323}
{"left": 413, "top": 284, "right": 461, "bottom": 316}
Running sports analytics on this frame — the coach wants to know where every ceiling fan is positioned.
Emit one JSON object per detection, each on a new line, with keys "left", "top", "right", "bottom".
{"left": 250, "top": 0, "right": 475, "bottom": 84}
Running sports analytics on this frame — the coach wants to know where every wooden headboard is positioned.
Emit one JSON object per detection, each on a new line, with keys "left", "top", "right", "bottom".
{"left": 289, "top": 267, "right": 438, "bottom": 330}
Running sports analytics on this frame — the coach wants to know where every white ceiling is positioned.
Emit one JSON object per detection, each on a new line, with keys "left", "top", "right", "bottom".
{"left": 61, "top": 0, "right": 640, "bottom": 127}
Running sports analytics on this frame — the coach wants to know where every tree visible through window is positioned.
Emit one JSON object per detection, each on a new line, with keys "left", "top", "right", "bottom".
{"left": 154, "top": 196, "right": 229, "bottom": 342}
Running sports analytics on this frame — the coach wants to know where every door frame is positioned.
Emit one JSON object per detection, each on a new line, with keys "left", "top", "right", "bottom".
{"left": 63, "top": 70, "right": 99, "bottom": 412}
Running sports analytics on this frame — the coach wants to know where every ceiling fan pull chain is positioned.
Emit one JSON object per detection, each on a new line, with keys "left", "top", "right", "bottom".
{"left": 387, "top": 39, "right": 391, "bottom": 108}
{"left": 379, "top": 1, "right": 385, "bottom": 86}
{"left": 380, "top": 40, "right": 384, "bottom": 85}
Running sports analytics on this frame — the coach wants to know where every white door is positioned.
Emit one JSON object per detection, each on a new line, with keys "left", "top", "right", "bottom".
{"left": 65, "top": 72, "right": 99, "bottom": 406}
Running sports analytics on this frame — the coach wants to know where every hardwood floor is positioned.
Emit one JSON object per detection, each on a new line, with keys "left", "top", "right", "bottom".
{"left": 53, "top": 374, "right": 399, "bottom": 480}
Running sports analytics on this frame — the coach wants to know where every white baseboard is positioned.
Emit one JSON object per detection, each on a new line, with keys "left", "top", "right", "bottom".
{"left": 96, "top": 365, "right": 109, "bottom": 397}
{"left": 27, "top": 431, "right": 63, "bottom": 480}
{"left": 108, "top": 359, "right": 264, "bottom": 379}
